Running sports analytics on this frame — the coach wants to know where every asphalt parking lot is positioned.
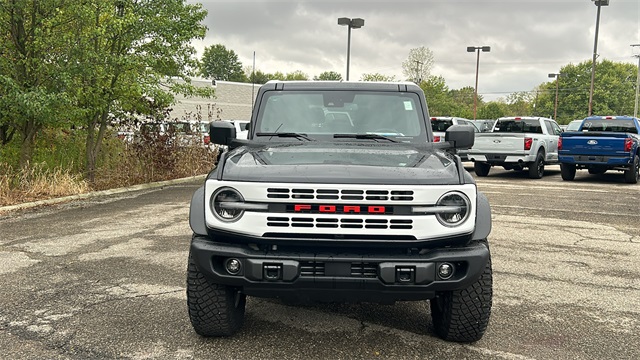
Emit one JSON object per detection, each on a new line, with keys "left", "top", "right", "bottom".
{"left": 1, "top": 165, "right": 639, "bottom": 359}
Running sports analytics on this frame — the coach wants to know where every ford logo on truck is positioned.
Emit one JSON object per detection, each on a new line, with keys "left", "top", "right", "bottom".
{"left": 292, "top": 204, "right": 387, "bottom": 214}
{"left": 587, "top": 140, "right": 598, "bottom": 145}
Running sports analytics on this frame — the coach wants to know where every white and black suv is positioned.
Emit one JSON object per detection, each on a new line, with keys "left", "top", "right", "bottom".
{"left": 187, "top": 81, "right": 493, "bottom": 342}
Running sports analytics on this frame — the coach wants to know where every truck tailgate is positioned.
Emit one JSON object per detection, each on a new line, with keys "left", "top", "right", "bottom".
{"left": 470, "top": 133, "right": 526, "bottom": 154}
{"left": 560, "top": 132, "right": 630, "bottom": 156}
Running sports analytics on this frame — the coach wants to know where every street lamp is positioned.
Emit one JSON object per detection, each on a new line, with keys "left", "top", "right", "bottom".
{"left": 548, "top": 73, "right": 566, "bottom": 121}
{"left": 338, "top": 17, "right": 364, "bottom": 81}
{"left": 467, "top": 46, "right": 491, "bottom": 120}
{"left": 632, "top": 44, "right": 640, "bottom": 118}
{"left": 588, "top": 0, "right": 609, "bottom": 116}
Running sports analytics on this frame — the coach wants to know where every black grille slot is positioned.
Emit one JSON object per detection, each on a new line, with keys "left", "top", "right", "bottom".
{"left": 267, "top": 188, "right": 290, "bottom": 199}
{"left": 300, "top": 261, "right": 325, "bottom": 276}
{"left": 341, "top": 195, "right": 364, "bottom": 200}
{"left": 366, "top": 195, "right": 389, "bottom": 201}
{"left": 317, "top": 189, "right": 339, "bottom": 194}
{"left": 391, "top": 190, "right": 414, "bottom": 201}
{"left": 351, "top": 263, "right": 378, "bottom": 278}
{"left": 317, "top": 195, "right": 339, "bottom": 199}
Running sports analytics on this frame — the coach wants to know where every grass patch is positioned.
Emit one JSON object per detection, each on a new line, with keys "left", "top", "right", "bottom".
{"left": 0, "top": 128, "right": 217, "bottom": 207}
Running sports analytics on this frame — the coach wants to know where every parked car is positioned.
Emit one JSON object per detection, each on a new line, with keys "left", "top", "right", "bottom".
{"left": 467, "top": 116, "right": 562, "bottom": 178}
{"left": 430, "top": 117, "right": 479, "bottom": 161}
{"left": 565, "top": 119, "right": 583, "bottom": 132}
{"left": 470, "top": 119, "right": 495, "bottom": 133}
{"left": 558, "top": 115, "right": 640, "bottom": 183}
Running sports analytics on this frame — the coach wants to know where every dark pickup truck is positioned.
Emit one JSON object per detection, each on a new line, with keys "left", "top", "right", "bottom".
{"left": 558, "top": 116, "right": 640, "bottom": 183}
{"left": 187, "top": 81, "right": 493, "bottom": 342}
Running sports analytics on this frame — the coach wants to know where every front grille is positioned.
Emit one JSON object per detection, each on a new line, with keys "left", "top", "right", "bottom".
{"left": 300, "top": 261, "right": 377, "bottom": 278}
{"left": 267, "top": 188, "right": 414, "bottom": 201}
{"left": 266, "top": 217, "right": 413, "bottom": 229}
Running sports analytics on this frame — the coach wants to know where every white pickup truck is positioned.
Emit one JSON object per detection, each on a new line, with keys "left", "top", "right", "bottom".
{"left": 467, "top": 116, "right": 563, "bottom": 179}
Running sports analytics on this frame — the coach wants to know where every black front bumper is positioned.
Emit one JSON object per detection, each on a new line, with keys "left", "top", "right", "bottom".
{"left": 190, "top": 235, "right": 490, "bottom": 303}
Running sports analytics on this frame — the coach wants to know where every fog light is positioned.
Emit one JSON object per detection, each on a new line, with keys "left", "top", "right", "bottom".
{"left": 226, "top": 259, "right": 242, "bottom": 275}
{"left": 438, "top": 263, "right": 454, "bottom": 279}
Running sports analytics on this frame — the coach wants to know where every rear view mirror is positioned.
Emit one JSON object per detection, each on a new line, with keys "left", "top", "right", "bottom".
{"left": 210, "top": 121, "right": 237, "bottom": 145}
{"left": 445, "top": 125, "right": 475, "bottom": 149}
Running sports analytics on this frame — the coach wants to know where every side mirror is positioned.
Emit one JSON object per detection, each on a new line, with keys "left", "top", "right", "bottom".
{"left": 445, "top": 125, "right": 475, "bottom": 149}
{"left": 210, "top": 121, "right": 236, "bottom": 145}
{"left": 243, "top": 122, "right": 250, "bottom": 131}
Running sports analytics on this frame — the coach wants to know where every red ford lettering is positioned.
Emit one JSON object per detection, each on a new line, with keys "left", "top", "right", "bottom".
{"left": 319, "top": 205, "right": 336, "bottom": 213}
{"left": 294, "top": 204, "right": 312, "bottom": 212}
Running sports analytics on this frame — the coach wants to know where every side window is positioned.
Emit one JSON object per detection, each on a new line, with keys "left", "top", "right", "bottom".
{"left": 544, "top": 121, "right": 554, "bottom": 135}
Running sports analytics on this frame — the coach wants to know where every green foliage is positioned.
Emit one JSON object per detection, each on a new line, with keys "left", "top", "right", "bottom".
{"left": 360, "top": 73, "right": 398, "bottom": 82}
{"left": 284, "top": 70, "right": 309, "bottom": 81}
{"left": 200, "top": 44, "right": 247, "bottom": 82}
{"left": 314, "top": 71, "right": 343, "bottom": 81}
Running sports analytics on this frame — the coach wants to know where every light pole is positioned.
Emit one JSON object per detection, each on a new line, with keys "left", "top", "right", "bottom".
{"left": 467, "top": 46, "right": 490, "bottom": 120}
{"left": 548, "top": 73, "right": 565, "bottom": 121}
{"left": 588, "top": 0, "right": 609, "bottom": 116}
{"left": 338, "top": 17, "right": 364, "bottom": 81}
{"left": 632, "top": 44, "right": 640, "bottom": 118}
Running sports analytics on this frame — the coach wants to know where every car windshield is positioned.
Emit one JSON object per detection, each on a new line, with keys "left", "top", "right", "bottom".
{"left": 255, "top": 90, "right": 426, "bottom": 142}
{"left": 492, "top": 119, "right": 543, "bottom": 134}
{"left": 581, "top": 119, "right": 638, "bottom": 133}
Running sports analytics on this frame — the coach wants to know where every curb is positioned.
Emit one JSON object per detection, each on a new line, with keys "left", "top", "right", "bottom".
{"left": 0, "top": 174, "right": 206, "bottom": 214}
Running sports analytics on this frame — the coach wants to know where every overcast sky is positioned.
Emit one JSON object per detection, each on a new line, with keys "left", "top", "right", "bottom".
{"left": 189, "top": 0, "right": 640, "bottom": 101}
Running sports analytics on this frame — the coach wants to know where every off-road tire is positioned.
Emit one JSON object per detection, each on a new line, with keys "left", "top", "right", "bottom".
{"left": 474, "top": 162, "right": 491, "bottom": 177}
{"left": 528, "top": 151, "right": 545, "bottom": 179}
{"left": 560, "top": 163, "right": 576, "bottom": 181}
{"left": 624, "top": 154, "right": 639, "bottom": 184}
{"left": 430, "top": 239, "right": 492, "bottom": 343}
{"left": 187, "top": 251, "right": 246, "bottom": 337}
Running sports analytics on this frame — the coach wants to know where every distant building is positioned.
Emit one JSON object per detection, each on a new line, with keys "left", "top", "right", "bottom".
{"left": 169, "top": 80, "right": 258, "bottom": 122}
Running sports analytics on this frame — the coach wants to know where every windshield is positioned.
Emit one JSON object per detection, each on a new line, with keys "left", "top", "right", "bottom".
{"left": 255, "top": 90, "right": 426, "bottom": 142}
{"left": 493, "top": 119, "right": 543, "bottom": 134}
{"left": 581, "top": 119, "right": 638, "bottom": 134}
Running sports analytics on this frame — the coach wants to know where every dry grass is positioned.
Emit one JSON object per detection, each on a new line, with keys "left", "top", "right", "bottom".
{"left": 0, "top": 163, "right": 90, "bottom": 206}
{"left": 0, "top": 133, "right": 218, "bottom": 207}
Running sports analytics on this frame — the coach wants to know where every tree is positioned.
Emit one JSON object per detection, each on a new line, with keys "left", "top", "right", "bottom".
{"left": 200, "top": 44, "right": 246, "bottom": 82}
{"left": 314, "top": 71, "right": 342, "bottom": 81}
{"left": 284, "top": 70, "right": 308, "bottom": 81}
{"left": 402, "top": 46, "right": 435, "bottom": 83}
{"left": 62, "top": 0, "right": 210, "bottom": 182}
{"left": 0, "top": 0, "right": 74, "bottom": 167}
{"left": 360, "top": 73, "right": 397, "bottom": 82}
{"left": 247, "top": 69, "right": 270, "bottom": 84}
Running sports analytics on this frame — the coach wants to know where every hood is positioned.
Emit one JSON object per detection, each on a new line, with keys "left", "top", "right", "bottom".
{"left": 216, "top": 142, "right": 464, "bottom": 185}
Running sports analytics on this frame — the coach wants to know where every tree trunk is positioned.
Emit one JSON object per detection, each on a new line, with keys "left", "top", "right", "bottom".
{"left": 84, "top": 109, "right": 109, "bottom": 184}
{"left": 18, "top": 120, "right": 40, "bottom": 169}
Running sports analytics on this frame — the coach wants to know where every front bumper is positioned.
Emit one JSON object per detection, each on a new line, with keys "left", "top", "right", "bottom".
{"left": 190, "top": 235, "right": 490, "bottom": 303}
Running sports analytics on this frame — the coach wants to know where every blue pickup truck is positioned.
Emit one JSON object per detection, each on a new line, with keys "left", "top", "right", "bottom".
{"left": 558, "top": 116, "right": 640, "bottom": 183}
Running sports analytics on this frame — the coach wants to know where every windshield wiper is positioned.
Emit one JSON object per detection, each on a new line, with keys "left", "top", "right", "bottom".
{"left": 255, "top": 132, "right": 314, "bottom": 141}
{"left": 333, "top": 133, "right": 398, "bottom": 142}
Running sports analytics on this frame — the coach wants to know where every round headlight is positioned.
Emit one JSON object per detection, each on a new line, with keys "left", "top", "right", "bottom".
{"left": 435, "top": 191, "right": 471, "bottom": 227}
{"left": 211, "top": 187, "right": 245, "bottom": 222}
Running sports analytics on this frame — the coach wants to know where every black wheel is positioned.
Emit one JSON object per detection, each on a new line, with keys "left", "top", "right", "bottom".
{"left": 528, "top": 151, "right": 545, "bottom": 179}
{"left": 474, "top": 162, "right": 491, "bottom": 177}
{"left": 560, "top": 163, "right": 576, "bottom": 181}
{"left": 187, "top": 250, "right": 246, "bottom": 337}
{"left": 624, "top": 154, "right": 639, "bottom": 184}
{"left": 430, "top": 239, "right": 492, "bottom": 343}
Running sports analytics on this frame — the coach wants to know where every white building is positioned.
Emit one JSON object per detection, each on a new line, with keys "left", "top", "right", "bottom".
{"left": 169, "top": 80, "right": 258, "bottom": 122}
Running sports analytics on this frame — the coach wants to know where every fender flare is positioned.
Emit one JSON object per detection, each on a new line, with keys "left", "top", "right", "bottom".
{"left": 471, "top": 191, "right": 492, "bottom": 240}
{"left": 189, "top": 185, "right": 208, "bottom": 236}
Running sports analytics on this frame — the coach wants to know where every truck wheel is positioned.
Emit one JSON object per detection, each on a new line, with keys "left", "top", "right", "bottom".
{"left": 624, "top": 154, "right": 639, "bottom": 184}
{"left": 430, "top": 240, "right": 492, "bottom": 343}
{"left": 187, "top": 251, "right": 246, "bottom": 337}
{"left": 474, "top": 162, "right": 491, "bottom": 177}
{"left": 528, "top": 151, "right": 545, "bottom": 179}
{"left": 560, "top": 163, "right": 576, "bottom": 181}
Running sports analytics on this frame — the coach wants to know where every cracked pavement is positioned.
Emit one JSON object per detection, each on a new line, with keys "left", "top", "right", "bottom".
{"left": 0, "top": 166, "right": 639, "bottom": 359}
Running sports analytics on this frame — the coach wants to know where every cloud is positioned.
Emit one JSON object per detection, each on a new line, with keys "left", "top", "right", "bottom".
{"left": 190, "top": 0, "right": 640, "bottom": 100}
